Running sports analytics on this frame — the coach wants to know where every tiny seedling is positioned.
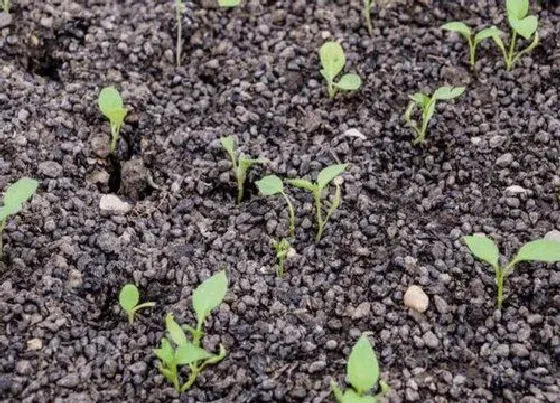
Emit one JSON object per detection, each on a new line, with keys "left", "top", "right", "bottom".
{"left": 271, "top": 238, "right": 292, "bottom": 277}
{"left": 287, "top": 164, "right": 347, "bottom": 242}
{"left": 331, "top": 333, "right": 389, "bottom": 403}
{"left": 0, "top": 177, "right": 38, "bottom": 257}
{"left": 118, "top": 284, "right": 155, "bottom": 325}
{"left": 256, "top": 175, "right": 295, "bottom": 237}
{"left": 175, "top": 0, "right": 185, "bottom": 67}
{"left": 320, "top": 42, "right": 362, "bottom": 99}
{"left": 2, "top": 0, "right": 10, "bottom": 13}
{"left": 463, "top": 235, "right": 560, "bottom": 307}
{"left": 441, "top": 22, "right": 501, "bottom": 69}
{"left": 221, "top": 136, "right": 267, "bottom": 204}
{"left": 363, "top": 0, "right": 394, "bottom": 36}
{"left": 98, "top": 87, "right": 127, "bottom": 154}
{"left": 491, "top": 0, "right": 539, "bottom": 71}
{"left": 218, "top": 0, "right": 240, "bottom": 6}
{"left": 154, "top": 271, "right": 228, "bottom": 393}
{"left": 404, "top": 86, "right": 465, "bottom": 145}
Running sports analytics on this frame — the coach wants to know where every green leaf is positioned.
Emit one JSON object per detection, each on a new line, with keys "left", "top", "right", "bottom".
{"left": 98, "top": 87, "right": 127, "bottom": 125}
{"left": 286, "top": 179, "right": 317, "bottom": 192}
{"left": 432, "top": 86, "right": 465, "bottom": 101}
{"left": 256, "top": 175, "right": 284, "bottom": 196}
{"left": 474, "top": 26, "right": 502, "bottom": 44}
{"left": 218, "top": 0, "right": 240, "bottom": 6}
{"left": 165, "top": 313, "right": 187, "bottom": 346}
{"left": 341, "top": 390, "right": 376, "bottom": 403}
{"left": 220, "top": 136, "right": 235, "bottom": 154}
{"left": 154, "top": 339, "right": 174, "bottom": 364}
{"left": 507, "top": 0, "right": 528, "bottom": 23}
{"left": 463, "top": 235, "right": 500, "bottom": 270}
{"left": 174, "top": 342, "right": 214, "bottom": 365}
{"left": 510, "top": 15, "right": 538, "bottom": 40}
{"left": 317, "top": 164, "right": 348, "bottom": 189}
{"left": 334, "top": 73, "right": 362, "bottom": 91}
{"left": 347, "top": 333, "right": 379, "bottom": 394}
{"left": 239, "top": 156, "right": 267, "bottom": 167}
{"left": 118, "top": 284, "right": 139, "bottom": 312}
{"left": 441, "top": 22, "right": 472, "bottom": 38}
{"left": 193, "top": 270, "right": 228, "bottom": 324}
{"left": 512, "top": 239, "right": 560, "bottom": 264}
{"left": 2, "top": 177, "right": 38, "bottom": 211}
{"left": 320, "top": 41, "right": 345, "bottom": 81}
{"left": 330, "top": 380, "right": 344, "bottom": 402}
{"left": 422, "top": 99, "right": 436, "bottom": 124}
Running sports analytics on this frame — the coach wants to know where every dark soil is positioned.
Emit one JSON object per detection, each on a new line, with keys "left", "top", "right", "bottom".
{"left": 1, "top": 0, "right": 560, "bottom": 402}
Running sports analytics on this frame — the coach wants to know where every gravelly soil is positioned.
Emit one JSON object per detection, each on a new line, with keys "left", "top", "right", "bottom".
{"left": 1, "top": 0, "right": 560, "bottom": 402}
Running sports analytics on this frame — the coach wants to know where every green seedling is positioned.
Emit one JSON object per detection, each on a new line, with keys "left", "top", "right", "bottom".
{"left": 175, "top": 0, "right": 185, "bottom": 67}
{"left": 491, "top": 0, "right": 539, "bottom": 71}
{"left": 2, "top": 0, "right": 10, "bottom": 13}
{"left": 287, "top": 164, "right": 347, "bottom": 242}
{"left": 270, "top": 238, "right": 293, "bottom": 277}
{"left": 218, "top": 0, "right": 240, "bottom": 6}
{"left": 0, "top": 177, "right": 38, "bottom": 257}
{"left": 118, "top": 284, "right": 155, "bottom": 325}
{"left": 442, "top": 22, "right": 501, "bottom": 69}
{"left": 331, "top": 333, "right": 389, "bottom": 403}
{"left": 463, "top": 235, "right": 560, "bottom": 307}
{"left": 221, "top": 136, "right": 267, "bottom": 204}
{"left": 404, "top": 86, "right": 465, "bottom": 145}
{"left": 320, "top": 42, "right": 362, "bottom": 99}
{"left": 363, "top": 0, "right": 394, "bottom": 36}
{"left": 256, "top": 175, "right": 295, "bottom": 237}
{"left": 98, "top": 87, "right": 127, "bottom": 154}
{"left": 154, "top": 271, "right": 228, "bottom": 393}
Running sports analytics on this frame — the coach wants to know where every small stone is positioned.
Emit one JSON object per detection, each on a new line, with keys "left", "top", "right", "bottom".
{"left": 87, "top": 171, "right": 110, "bottom": 184}
{"left": 100, "top": 194, "right": 132, "bottom": 215}
{"left": 308, "top": 361, "right": 326, "bottom": 373}
{"left": 404, "top": 285, "right": 429, "bottom": 313}
{"left": 544, "top": 230, "right": 560, "bottom": 243}
{"left": 57, "top": 373, "right": 80, "bottom": 388}
{"left": 0, "top": 12, "right": 13, "bottom": 28}
{"left": 423, "top": 331, "right": 439, "bottom": 348}
{"left": 471, "top": 137, "right": 481, "bottom": 145}
{"left": 39, "top": 161, "right": 63, "bottom": 177}
{"left": 343, "top": 128, "right": 366, "bottom": 139}
{"left": 15, "top": 360, "right": 32, "bottom": 375}
{"left": 351, "top": 302, "right": 371, "bottom": 319}
{"left": 68, "top": 268, "right": 83, "bottom": 288}
{"left": 496, "top": 153, "right": 513, "bottom": 167}
{"left": 506, "top": 185, "right": 528, "bottom": 195}
{"left": 27, "top": 339, "right": 43, "bottom": 351}
{"left": 90, "top": 135, "right": 111, "bottom": 158}
{"left": 128, "top": 361, "right": 147, "bottom": 374}
{"left": 433, "top": 295, "right": 448, "bottom": 314}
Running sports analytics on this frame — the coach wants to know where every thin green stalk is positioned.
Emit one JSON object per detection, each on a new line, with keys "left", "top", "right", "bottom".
{"left": 3, "top": 0, "right": 10, "bottom": 14}
{"left": 176, "top": 0, "right": 183, "bottom": 67}
{"left": 282, "top": 193, "right": 295, "bottom": 237}
{"left": 506, "top": 31, "right": 517, "bottom": 71}
{"left": 128, "top": 302, "right": 156, "bottom": 324}
{"left": 496, "top": 268, "right": 505, "bottom": 308}
{"left": 110, "top": 124, "right": 119, "bottom": 153}
{"left": 364, "top": 0, "right": 373, "bottom": 36}
{"left": 277, "top": 254, "right": 285, "bottom": 277}
{"left": 0, "top": 219, "right": 5, "bottom": 258}
{"left": 324, "top": 182, "right": 341, "bottom": 227}
{"left": 468, "top": 37, "right": 475, "bottom": 68}
{"left": 313, "top": 190, "right": 324, "bottom": 242}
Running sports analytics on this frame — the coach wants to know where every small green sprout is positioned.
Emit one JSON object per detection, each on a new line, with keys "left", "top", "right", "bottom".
{"left": 491, "top": 0, "right": 539, "bottom": 71}
{"left": 218, "top": 0, "right": 240, "bottom": 6}
{"left": 256, "top": 175, "right": 295, "bottom": 237}
{"left": 154, "top": 271, "right": 228, "bottom": 393}
{"left": 118, "top": 284, "right": 155, "bottom": 325}
{"left": 98, "top": 87, "right": 127, "bottom": 154}
{"left": 463, "top": 235, "right": 560, "bottom": 307}
{"left": 175, "top": 0, "right": 185, "bottom": 67}
{"left": 220, "top": 136, "right": 267, "bottom": 204}
{"left": 331, "top": 333, "right": 389, "bottom": 403}
{"left": 2, "top": 0, "right": 10, "bottom": 13}
{"left": 0, "top": 177, "right": 38, "bottom": 257}
{"left": 287, "top": 164, "right": 347, "bottom": 242}
{"left": 404, "top": 86, "right": 465, "bottom": 145}
{"left": 363, "top": 0, "right": 375, "bottom": 36}
{"left": 320, "top": 42, "right": 362, "bottom": 99}
{"left": 441, "top": 22, "right": 501, "bottom": 69}
{"left": 270, "top": 238, "right": 293, "bottom": 277}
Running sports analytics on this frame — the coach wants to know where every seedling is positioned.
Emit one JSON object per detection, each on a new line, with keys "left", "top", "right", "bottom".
{"left": 98, "top": 87, "right": 127, "bottom": 154}
{"left": 331, "top": 333, "right": 389, "bottom": 403}
{"left": 118, "top": 284, "right": 155, "bottom": 324}
{"left": 463, "top": 235, "right": 560, "bottom": 307}
{"left": 0, "top": 177, "right": 38, "bottom": 257}
{"left": 154, "top": 271, "right": 228, "bottom": 392}
{"left": 491, "top": 0, "right": 539, "bottom": 71}
{"left": 363, "top": 0, "right": 394, "bottom": 36}
{"left": 287, "top": 164, "right": 347, "bottom": 242}
{"left": 404, "top": 86, "right": 464, "bottom": 145}
{"left": 175, "top": 0, "right": 185, "bottom": 67}
{"left": 2, "top": 0, "right": 10, "bottom": 13}
{"left": 220, "top": 136, "right": 267, "bottom": 204}
{"left": 270, "top": 238, "right": 293, "bottom": 277}
{"left": 320, "top": 42, "right": 362, "bottom": 99}
{"left": 442, "top": 22, "right": 501, "bottom": 69}
{"left": 256, "top": 175, "right": 295, "bottom": 237}
{"left": 218, "top": 0, "right": 240, "bottom": 6}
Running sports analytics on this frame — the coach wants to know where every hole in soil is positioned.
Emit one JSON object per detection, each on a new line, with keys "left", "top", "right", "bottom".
{"left": 107, "top": 154, "right": 121, "bottom": 193}
{"left": 57, "top": 17, "right": 90, "bottom": 45}
{"left": 25, "top": 43, "right": 62, "bottom": 81}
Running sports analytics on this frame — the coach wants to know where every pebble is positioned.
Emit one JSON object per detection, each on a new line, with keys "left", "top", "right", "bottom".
{"left": 38, "top": 161, "right": 63, "bottom": 177}
{"left": 404, "top": 285, "right": 429, "bottom": 313}
{"left": 496, "top": 153, "right": 513, "bottom": 167}
{"left": 506, "top": 185, "right": 528, "bottom": 194}
{"left": 423, "top": 331, "right": 439, "bottom": 348}
{"left": 544, "top": 230, "right": 560, "bottom": 243}
{"left": 0, "top": 12, "right": 13, "bottom": 28}
{"left": 26, "top": 339, "right": 43, "bottom": 351}
{"left": 100, "top": 194, "right": 132, "bottom": 215}
{"left": 351, "top": 302, "right": 371, "bottom": 319}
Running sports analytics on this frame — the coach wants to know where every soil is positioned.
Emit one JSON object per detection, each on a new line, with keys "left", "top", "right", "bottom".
{"left": 1, "top": 0, "right": 560, "bottom": 402}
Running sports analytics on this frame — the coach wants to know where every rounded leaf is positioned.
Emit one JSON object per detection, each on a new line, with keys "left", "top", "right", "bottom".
{"left": 507, "top": 0, "right": 528, "bottom": 23}
{"left": 165, "top": 313, "right": 187, "bottom": 346}
{"left": 218, "top": 0, "right": 240, "bottom": 6}
{"left": 441, "top": 22, "right": 472, "bottom": 38}
{"left": 317, "top": 164, "right": 348, "bottom": 189}
{"left": 335, "top": 73, "right": 362, "bottom": 91}
{"left": 510, "top": 15, "right": 538, "bottom": 40}
{"left": 256, "top": 175, "right": 284, "bottom": 196}
{"left": 320, "top": 42, "right": 345, "bottom": 81}
{"left": 432, "top": 86, "right": 465, "bottom": 101}
{"left": 347, "top": 333, "right": 379, "bottom": 394}
{"left": 463, "top": 235, "right": 500, "bottom": 269}
{"left": 3, "top": 177, "right": 39, "bottom": 209}
{"left": 119, "top": 284, "right": 139, "bottom": 312}
{"left": 174, "top": 342, "right": 214, "bottom": 365}
{"left": 220, "top": 136, "right": 235, "bottom": 153}
{"left": 193, "top": 270, "right": 228, "bottom": 323}
{"left": 513, "top": 239, "right": 560, "bottom": 263}
{"left": 474, "top": 26, "right": 503, "bottom": 44}
{"left": 98, "top": 87, "right": 126, "bottom": 123}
